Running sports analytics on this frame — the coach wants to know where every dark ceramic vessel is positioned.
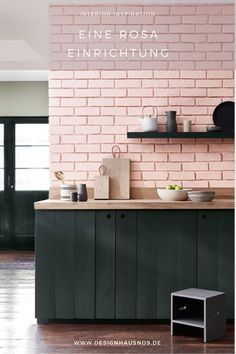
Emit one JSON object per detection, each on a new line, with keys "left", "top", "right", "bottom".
{"left": 166, "top": 111, "right": 177, "bottom": 132}
{"left": 78, "top": 184, "right": 88, "bottom": 202}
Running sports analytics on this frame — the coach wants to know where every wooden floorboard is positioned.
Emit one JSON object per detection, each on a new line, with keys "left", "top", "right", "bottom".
{"left": 0, "top": 251, "right": 234, "bottom": 354}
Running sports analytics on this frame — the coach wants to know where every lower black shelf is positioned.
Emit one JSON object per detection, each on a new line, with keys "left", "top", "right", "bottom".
{"left": 173, "top": 318, "right": 204, "bottom": 328}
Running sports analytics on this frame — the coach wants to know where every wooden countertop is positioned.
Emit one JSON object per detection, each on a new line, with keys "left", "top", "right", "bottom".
{"left": 34, "top": 197, "right": 234, "bottom": 210}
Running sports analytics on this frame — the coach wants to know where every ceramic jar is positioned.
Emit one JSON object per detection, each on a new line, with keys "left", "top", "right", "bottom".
{"left": 166, "top": 111, "right": 177, "bottom": 132}
{"left": 78, "top": 184, "right": 88, "bottom": 202}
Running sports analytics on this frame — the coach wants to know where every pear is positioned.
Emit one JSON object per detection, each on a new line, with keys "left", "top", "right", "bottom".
{"left": 166, "top": 185, "right": 173, "bottom": 190}
{"left": 175, "top": 186, "right": 182, "bottom": 191}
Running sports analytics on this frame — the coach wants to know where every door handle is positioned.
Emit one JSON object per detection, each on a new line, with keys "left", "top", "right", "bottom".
{"left": 7, "top": 176, "right": 14, "bottom": 189}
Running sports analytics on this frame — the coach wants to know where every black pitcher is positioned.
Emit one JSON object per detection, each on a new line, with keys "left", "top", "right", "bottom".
{"left": 166, "top": 111, "right": 177, "bottom": 132}
{"left": 78, "top": 184, "right": 88, "bottom": 202}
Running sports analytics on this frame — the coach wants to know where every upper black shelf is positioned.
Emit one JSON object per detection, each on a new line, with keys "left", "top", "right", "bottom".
{"left": 127, "top": 131, "right": 234, "bottom": 139}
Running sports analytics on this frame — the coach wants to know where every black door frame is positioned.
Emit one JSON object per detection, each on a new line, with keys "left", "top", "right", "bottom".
{"left": 0, "top": 117, "right": 48, "bottom": 248}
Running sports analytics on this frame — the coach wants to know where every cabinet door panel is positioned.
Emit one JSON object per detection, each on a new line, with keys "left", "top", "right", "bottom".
{"left": 198, "top": 210, "right": 234, "bottom": 318}
{"left": 75, "top": 211, "right": 95, "bottom": 319}
{"left": 54, "top": 211, "right": 75, "bottom": 318}
{"left": 35, "top": 211, "right": 55, "bottom": 319}
{"left": 218, "top": 210, "right": 234, "bottom": 319}
{"left": 96, "top": 211, "right": 115, "bottom": 319}
{"left": 116, "top": 211, "right": 137, "bottom": 319}
{"left": 198, "top": 211, "right": 218, "bottom": 289}
{"left": 157, "top": 211, "right": 197, "bottom": 319}
{"left": 136, "top": 211, "right": 158, "bottom": 319}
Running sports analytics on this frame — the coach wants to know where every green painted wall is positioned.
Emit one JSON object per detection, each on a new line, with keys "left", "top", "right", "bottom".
{"left": 0, "top": 82, "right": 48, "bottom": 116}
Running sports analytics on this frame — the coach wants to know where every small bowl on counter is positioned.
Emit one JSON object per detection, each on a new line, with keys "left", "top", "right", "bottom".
{"left": 187, "top": 191, "right": 215, "bottom": 202}
{"left": 157, "top": 188, "right": 192, "bottom": 201}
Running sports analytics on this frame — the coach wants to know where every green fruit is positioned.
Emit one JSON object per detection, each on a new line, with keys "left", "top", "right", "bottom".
{"left": 172, "top": 184, "right": 177, "bottom": 189}
{"left": 166, "top": 185, "right": 173, "bottom": 190}
{"left": 175, "top": 186, "right": 182, "bottom": 191}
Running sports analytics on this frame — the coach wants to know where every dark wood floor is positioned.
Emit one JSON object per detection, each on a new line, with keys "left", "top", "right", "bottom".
{"left": 0, "top": 251, "right": 234, "bottom": 354}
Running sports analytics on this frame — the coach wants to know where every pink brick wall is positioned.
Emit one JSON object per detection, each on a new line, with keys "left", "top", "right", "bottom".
{"left": 49, "top": 4, "right": 234, "bottom": 189}
{"left": 49, "top": 3, "right": 234, "bottom": 70}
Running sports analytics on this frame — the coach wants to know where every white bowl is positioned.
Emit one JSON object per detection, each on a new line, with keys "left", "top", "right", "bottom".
{"left": 157, "top": 188, "right": 192, "bottom": 201}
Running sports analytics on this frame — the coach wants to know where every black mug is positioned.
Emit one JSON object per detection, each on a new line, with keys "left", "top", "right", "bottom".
{"left": 70, "top": 192, "right": 78, "bottom": 202}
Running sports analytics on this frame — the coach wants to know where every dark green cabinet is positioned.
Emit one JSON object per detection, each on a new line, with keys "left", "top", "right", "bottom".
{"left": 136, "top": 211, "right": 197, "bottom": 319}
{"left": 96, "top": 211, "right": 116, "bottom": 319}
{"left": 156, "top": 211, "right": 197, "bottom": 318}
{"left": 198, "top": 210, "right": 234, "bottom": 319}
{"left": 75, "top": 211, "right": 95, "bottom": 319}
{"left": 35, "top": 209, "right": 234, "bottom": 322}
{"left": 54, "top": 212, "right": 75, "bottom": 319}
{"left": 136, "top": 211, "right": 158, "bottom": 319}
{"left": 116, "top": 211, "right": 137, "bottom": 319}
{"left": 35, "top": 211, "right": 54, "bottom": 320}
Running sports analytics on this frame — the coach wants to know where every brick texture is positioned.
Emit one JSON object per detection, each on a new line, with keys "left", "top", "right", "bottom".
{"left": 49, "top": 68, "right": 234, "bottom": 188}
{"left": 49, "top": 4, "right": 234, "bottom": 71}
{"left": 49, "top": 4, "right": 234, "bottom": 188}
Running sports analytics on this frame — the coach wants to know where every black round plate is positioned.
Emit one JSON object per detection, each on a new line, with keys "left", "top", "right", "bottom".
{"left": 213, "top": 101, "right": 234, "bottom": 131}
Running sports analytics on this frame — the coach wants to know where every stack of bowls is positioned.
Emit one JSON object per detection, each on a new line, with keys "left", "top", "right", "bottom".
{"left": 187, "top": 191, "right": 215, "bottom": 202}
{"left": 60, "top": 184, "right": 77, "bottom": 200}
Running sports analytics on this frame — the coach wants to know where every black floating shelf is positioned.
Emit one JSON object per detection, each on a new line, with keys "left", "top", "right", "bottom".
{"left": 127, "top": 131, "right": 234, "bottom": 139}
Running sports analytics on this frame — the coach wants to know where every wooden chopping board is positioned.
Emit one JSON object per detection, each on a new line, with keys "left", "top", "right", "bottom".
{"left": 94, "top": 165, "right": 109, "bottom": 200}
{"left": 102, "top": 145, "right": 130, "bottom": 200}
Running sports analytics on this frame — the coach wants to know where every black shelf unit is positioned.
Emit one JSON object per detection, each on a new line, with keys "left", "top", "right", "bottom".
{"left": 171, "top": 288, "right": 226, "bottom": 343}
{"left": 127, "top": 131, "right": 234, "bottom": 139}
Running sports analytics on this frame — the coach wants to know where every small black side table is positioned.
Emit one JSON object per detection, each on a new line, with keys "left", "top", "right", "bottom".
{"left": 171, "top": 288, "right": 226, "bottom": 342}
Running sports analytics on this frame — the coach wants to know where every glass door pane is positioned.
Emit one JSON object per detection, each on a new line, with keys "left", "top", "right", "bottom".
{"left": 0, "top": 124, "right": 3, "bottom": 144}
{"left": 15, "top": 124, "right": 49, "bottom": 191}
{"left": 15, "top": 169, "right": 49, "bottom": 191}
{"left": 16, "top": 124, "right": 49, "bottom": 145}
{"left": 0, "top": 124, "right": 4, "bottom": 191}
{"left": 16, "top": 146, "right": 49, "bottom": 168}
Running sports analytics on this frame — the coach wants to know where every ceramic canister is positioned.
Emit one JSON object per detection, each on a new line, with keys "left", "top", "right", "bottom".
{"left": 60, "top": 184, "right": 77, "bottom": 200}
{"left": 78, "top": 183, "right": 88, "bottom": 202}
{"left": 184, "top": 120, "right": 192, "bottom": 132}
{"left": 166, "top": 111, "right": 177, "bottom": 132}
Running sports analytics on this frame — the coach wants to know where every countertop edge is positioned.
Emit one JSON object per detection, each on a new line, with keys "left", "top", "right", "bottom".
{"left": 34, "top": 199, "right": 234, "bottom": 210}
